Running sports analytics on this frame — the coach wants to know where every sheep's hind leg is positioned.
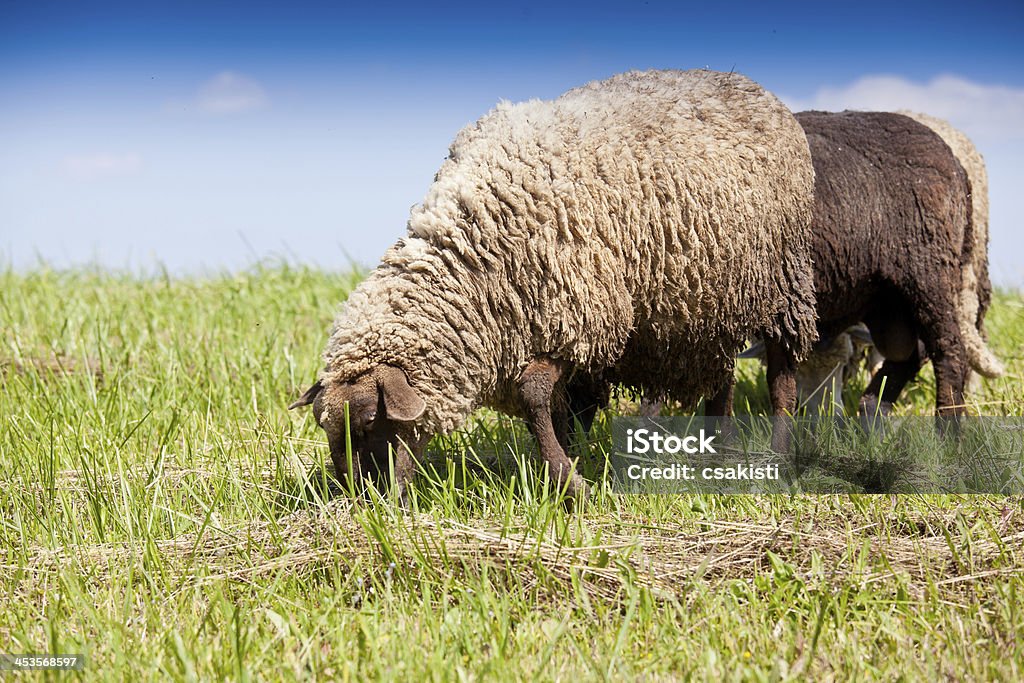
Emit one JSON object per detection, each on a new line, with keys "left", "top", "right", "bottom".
{"left": 764, "top": 340, "right": 797, "bottom": 453}
{"left": 519, "top": 358, "right": 588, "bottom": 503}
{"left": 860, "top": 306, "right": 924, "bottom": 418}
{"left": 705, "top": 381, "right": 735, "bottom": 417}
{"left": 705, "top": 377, "right": 737, "bottom": 444}
{"left": 859, "top": 342, "right": 924, "bottom": 418}
{"left": 905, "top": 284, "right": 968, "bottom": 421}
{"left": 921, "top": 325, "right": 968, "bottom": 420}
{"left": 552, "top": 387, "right": 571, "bottom": 457}
{"left": 566, "top": 373, "right": 609, "bottom": 442}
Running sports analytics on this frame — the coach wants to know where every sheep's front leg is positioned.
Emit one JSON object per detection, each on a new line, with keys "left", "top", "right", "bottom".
{"left": 327, "top": 440, "right": 372, "bottom": 498}
{"left": 518, "top": 358, "right": 587, "bottom": 502}
{"left": 705, "top": 380, "right": 735, "bottom": 417}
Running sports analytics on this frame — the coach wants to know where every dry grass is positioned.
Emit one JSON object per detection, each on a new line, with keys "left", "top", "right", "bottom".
{"left": 10, "top": 491, "right": 1024, "bottom": 608}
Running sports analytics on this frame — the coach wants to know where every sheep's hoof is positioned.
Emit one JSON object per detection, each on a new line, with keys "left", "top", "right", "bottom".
{"left": 560, "top": 472, "right": 589, "bottom": 510}
{"left": 858, "top": 396, "right": 895, "bottom": 438}
{"left": 858, "top": 395, "right": 894, "bottom": 418}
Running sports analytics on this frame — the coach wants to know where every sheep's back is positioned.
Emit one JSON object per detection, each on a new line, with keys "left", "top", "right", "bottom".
{"left": 796, "top": 111, "right": 971, "bottom": 334}
{"left": 407, "top": 69, "right": 817, "bottom": 405}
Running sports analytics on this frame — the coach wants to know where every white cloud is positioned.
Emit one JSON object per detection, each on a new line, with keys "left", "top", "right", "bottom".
{"left": 782, "top": 74, "right": 1024, "bottom": 142}
{"left": 194, "top": 71, "right": 268, "bottom": 114}
{"left": 62, "top": 153, "right": 142, "bottom": 181}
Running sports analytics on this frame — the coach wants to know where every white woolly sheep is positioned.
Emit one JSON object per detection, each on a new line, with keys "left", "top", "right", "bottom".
{"left": 291, "top": 69, "right": 818, "bottom": 502}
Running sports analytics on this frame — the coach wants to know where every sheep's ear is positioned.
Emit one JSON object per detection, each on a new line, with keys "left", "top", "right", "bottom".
{"left": 289, "top": 380, "right": 323, "bottom": 410}
{"left": 379, "top": 366, "right": 426, "bottom": 422}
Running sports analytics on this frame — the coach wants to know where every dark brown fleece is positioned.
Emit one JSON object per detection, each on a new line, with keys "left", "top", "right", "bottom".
{"left": 795, "top": 110, "right": 973, "bottom": 415}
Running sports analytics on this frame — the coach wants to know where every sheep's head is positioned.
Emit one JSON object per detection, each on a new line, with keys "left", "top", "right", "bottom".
{"left": 289, "top": 365, "right": 427, "bottom": 499}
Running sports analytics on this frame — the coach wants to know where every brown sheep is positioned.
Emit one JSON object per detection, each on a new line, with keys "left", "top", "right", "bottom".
{"left": 793, "top": 110, "right": 976, "bottom": 417}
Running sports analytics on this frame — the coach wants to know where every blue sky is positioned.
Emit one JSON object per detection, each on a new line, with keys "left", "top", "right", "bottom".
{"left": 2, "top": 0, "right": 1023, "bottom": 282}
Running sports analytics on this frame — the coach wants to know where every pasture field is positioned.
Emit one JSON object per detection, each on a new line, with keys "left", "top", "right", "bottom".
{"left": 1, "top": 264, "right": 1023, "bottom": 681}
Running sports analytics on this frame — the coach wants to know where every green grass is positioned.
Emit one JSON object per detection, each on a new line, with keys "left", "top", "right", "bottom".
{"left": 1, "top": 263, "right": 1023, "bottom": 681}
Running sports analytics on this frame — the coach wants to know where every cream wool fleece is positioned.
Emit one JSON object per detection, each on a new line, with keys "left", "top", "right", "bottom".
{"left": 321, "top": 69, "right": 817, "bottom": 434}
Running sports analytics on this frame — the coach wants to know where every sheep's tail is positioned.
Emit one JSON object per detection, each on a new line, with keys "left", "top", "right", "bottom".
{"left": 960, "top": 265, "right": 1004, "bottom": 378}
